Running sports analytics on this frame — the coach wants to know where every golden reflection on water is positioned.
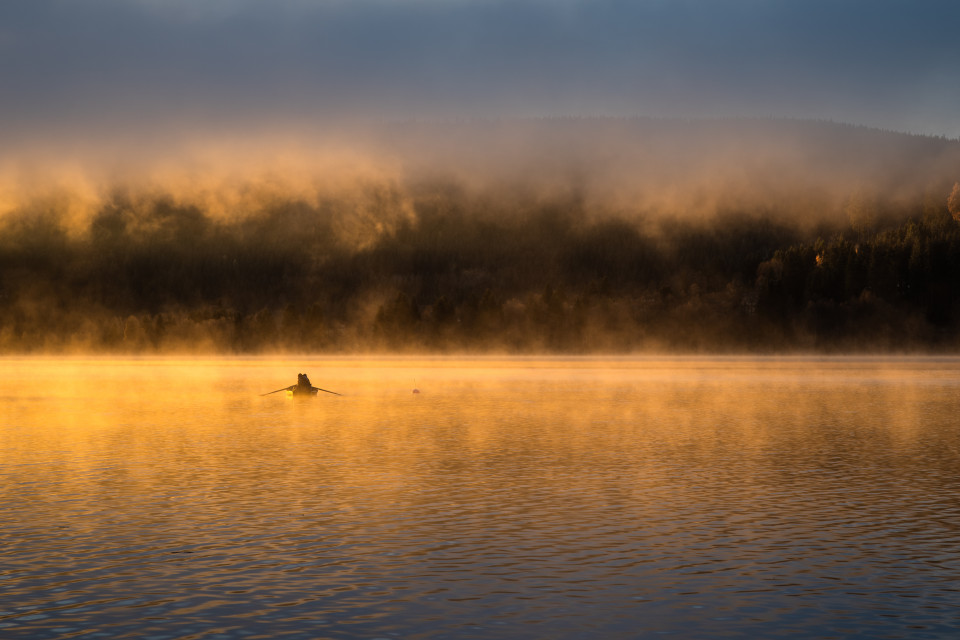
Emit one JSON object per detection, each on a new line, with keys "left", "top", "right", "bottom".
{"left": 2, "top": 356, "right": 960, "bottom": 638}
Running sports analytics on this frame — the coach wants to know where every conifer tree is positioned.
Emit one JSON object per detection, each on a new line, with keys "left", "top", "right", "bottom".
{"left": 949, "top": 182, "right": 960, "bottom": 223}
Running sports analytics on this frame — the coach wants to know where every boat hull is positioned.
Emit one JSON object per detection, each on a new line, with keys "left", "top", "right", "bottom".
{"left": 286, "top": 388, "right": 319, "bottom": 397}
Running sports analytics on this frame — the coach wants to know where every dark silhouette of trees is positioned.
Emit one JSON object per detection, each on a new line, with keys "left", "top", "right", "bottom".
{"left": 3, "top": 175, "right": 960, "bottom": 353}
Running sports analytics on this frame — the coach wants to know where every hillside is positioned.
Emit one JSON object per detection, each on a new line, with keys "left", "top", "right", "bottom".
{"left": 1, "top": 118, "right": 959, "bottom": 353}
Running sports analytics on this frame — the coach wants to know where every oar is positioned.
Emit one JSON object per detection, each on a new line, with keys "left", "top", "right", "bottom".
{"left": 260, "top": 385, "right": 295, "bottom": 396}
{"left": 312, "top": 386, "right": 342, "bottom": 396}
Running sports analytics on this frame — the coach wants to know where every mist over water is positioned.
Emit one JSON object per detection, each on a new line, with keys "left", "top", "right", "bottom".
{"left": 2, "top": 356, "right": 959, "bottom": 638}
{"left": 3, "top": 119, "right": 960, "bottom": 354}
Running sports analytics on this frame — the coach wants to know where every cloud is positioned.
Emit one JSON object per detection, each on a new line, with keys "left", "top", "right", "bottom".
{"left": 0, "top": 0, "right": 958, "bottom": 139}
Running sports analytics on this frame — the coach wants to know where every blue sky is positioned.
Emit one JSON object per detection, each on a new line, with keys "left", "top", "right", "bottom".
{"left": 2, "top": 0, "right": 959, "bottom": 139}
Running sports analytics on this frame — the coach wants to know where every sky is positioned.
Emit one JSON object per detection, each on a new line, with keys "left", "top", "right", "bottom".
{"left": 2, "top": 0, "right": 959, "bottom": 143}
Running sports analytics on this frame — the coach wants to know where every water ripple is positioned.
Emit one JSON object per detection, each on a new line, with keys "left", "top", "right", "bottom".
{"left": 2, "top": 357, "right": 960, "bottom": 638}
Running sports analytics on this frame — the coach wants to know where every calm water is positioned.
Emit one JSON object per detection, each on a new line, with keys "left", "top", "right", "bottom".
{"left": 2, "top": 356, "right": 959, "bottom": 639}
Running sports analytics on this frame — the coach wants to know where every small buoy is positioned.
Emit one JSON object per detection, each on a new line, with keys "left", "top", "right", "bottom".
{"left": 412, "top": 379, "right": 420, "bottom": 394}
{"left": 412, "top": 388, "right": 420, "bottom": 394}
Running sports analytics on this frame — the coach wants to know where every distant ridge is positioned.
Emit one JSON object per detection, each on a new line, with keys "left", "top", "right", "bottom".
{"left": 382, "top": 114, "right": 959, "bottom": 141}
{"left": 376, "top": 116, "right": 960, "bottom": 219}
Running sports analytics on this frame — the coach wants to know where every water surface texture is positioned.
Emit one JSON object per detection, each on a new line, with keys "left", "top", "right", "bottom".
{"left": 2, "top": 357, "right": 959, "bottom": 639}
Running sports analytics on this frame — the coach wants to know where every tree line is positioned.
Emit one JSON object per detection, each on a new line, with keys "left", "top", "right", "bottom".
{"left": 1, "top": 181, "right": 959, "bottom": 353}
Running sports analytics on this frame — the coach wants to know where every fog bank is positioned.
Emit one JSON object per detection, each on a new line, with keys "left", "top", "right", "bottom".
{"left": 2, "top": 119, "right": 960, "bottom": 354}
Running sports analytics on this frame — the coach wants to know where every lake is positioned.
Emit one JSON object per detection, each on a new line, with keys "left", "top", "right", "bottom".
{"left": 2, "top": 356, "right": 959, "bottom": 639}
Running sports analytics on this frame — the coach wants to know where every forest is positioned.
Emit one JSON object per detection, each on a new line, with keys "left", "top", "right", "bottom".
{"left": 2, "top": 118, "right": 960, "bottom": 353}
